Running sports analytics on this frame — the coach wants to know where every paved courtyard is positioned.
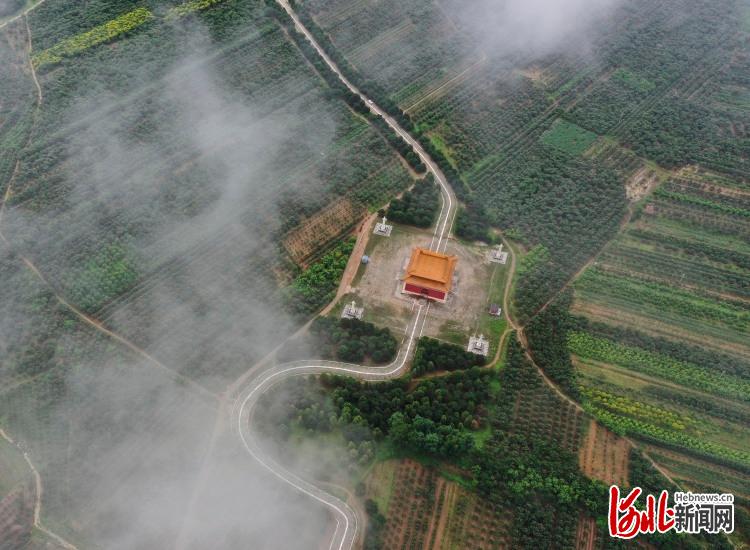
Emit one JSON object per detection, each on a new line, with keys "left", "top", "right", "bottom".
{"left": 349, "top": 224, "right": 496, "bottom": 345}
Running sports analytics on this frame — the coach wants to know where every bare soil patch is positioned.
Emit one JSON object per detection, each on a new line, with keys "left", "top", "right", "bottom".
{"left": 283, "top": 197, "right": 365, "bottom": 266}
{"left": 518, "top": 65, "right": 550, "bottom": 85}
{"left": 625, "top": 166, "right": 659, "bottom": 201}
{"left": 579, "top": 420, "right": 629, "bottom": 487}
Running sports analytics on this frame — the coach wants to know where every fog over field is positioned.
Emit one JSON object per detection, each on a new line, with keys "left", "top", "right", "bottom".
{"left": 1, "top": 19, "right": 330, "bottom": 548}
{"left": 448, "top": 0, "right": 623, "bottom": 57}
{"left": 5, "top": 0, "right": 722, "bottom": 548}
{"left": 0, "top": 1, "right": 623, "bottom": 546}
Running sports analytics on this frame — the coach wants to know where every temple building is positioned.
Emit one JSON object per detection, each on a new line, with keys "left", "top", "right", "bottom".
{"left": 402, "top": 247, "right": 457, "bottom": 303}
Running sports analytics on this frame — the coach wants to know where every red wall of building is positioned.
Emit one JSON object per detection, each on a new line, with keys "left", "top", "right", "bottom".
{"left": 404, "top": 283, "right": 446, "bottom": 301}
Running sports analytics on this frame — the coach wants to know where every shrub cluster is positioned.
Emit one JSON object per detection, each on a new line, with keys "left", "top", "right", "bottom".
{"left": 310, "top": 317, "right": 397, "bottom": 363}
{"left": 411, "top": 337, "right": 486, "bottom": 376}
{"left": 386, "top": 176, "right": 439, "bottom": 228}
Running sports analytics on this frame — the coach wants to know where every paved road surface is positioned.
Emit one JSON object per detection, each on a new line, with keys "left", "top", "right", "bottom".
{"left": 230, "top": 3, "right": 459, "bottom": 549}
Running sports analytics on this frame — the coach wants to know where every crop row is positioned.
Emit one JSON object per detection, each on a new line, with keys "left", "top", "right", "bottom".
{"left": 599, "top": 242, "right": 749, "bottom": 299}
{"left": 655, "top": 188, "right": 750, "bottom": 218}
{"left": 624, "top": 227, "right": 750, "bottom": 271}
{"left": 579, "top": 385, "right": 692, "bottom": 431}
{"left": 665, "top": 177, "right": 750, "bottom": 210}
{"left": 576, "top": 267, "right": 749, "bottom": 334}
{"left": 568, "top": 331, "right": 750, "bottom": 401}
{"left": 587, "top": 406, "right": 750, "bottom": 472}
{"left": 650, "top": 199, "right": 750, "bottom": 239}
{"left": 31, "top": 7, "right": 153, "bottom": 68}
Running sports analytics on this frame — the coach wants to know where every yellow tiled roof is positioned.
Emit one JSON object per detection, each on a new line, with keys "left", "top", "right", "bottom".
{"left": 403, "top": 248, "right": 457, "bottom": 293}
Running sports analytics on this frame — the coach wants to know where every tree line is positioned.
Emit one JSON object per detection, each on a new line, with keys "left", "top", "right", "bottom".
{"left": 385, "top": 176, "right": 439, "bottom": 228}
{"left": 411, "top": 336, "right": 486, "bottom": 376}
{"left": 310, "top": 317, "right": 397, "bottom": 363}
{"left": 264, "top": 0, "right": 426, "bottom": 175}
{"left": 285, "top": 0, "right": 493, "bottom": 240}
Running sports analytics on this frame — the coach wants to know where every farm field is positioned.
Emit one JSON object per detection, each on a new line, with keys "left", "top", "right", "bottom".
{"left": 570, "top": 167, "right": 750, "bottom": 494}
{"left": 304, "top": 0, "right": 747, "bottom": 321}
{"left": 1, "top": 0, "right": 749, "bottom": 547}
{"left": 0, "top": 0, "right": 420, "bottom": 546}
{"left": 362, "top": 459, "right": 513, "bottom": 550}
{"left": 0, "top": 249, "right": 227, "bottom": 548}
{"left": 1, "top": 0, "right": 418, "bottom": 389}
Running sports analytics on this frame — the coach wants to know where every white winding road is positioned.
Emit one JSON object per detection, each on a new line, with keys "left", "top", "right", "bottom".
{"left": 231, "top": 4, "right": 458, "bottom": 548}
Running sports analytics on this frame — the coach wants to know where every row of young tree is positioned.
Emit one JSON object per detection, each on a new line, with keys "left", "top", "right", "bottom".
{"left": 571, "top": 315, "right": 750, "bottom": 380}
{"left": 264, "top": 0, "right": 426, "bottom": 175}
{"left": 287, "top": 0, "right": 493, "bottom": 241}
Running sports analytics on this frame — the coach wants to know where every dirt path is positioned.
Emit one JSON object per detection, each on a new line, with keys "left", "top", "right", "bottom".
{"left": 529, "top": 206, "right": 634, "bottom": 321}
{"left": 1, "top": 18, "right": 221, "bottom": 548}
{"left": 0, "top": 9, "right": 214, "bottom": 403}
{"left": 24, "top": 14, "right": 42, "bottom": 104}
{"left": 0, "top": 0, "right": 47, "bottom": 31}
{"left": 0, "top": 4, "right": 687, "bottom": 550}
{"left": 574, "top": 514, "right": 596, "bottom": 550}
{"left": 172, "top": 401, "right": 226, "bottom": 550}
{"left": 422, "top": 477, "right": 445, "bottom": 549}
{"left": 428, "top": 481, "right": 455, "bottom": 550}
{"left": 320, "top": 213, "right": 376, "bottom": 316}
{"left": 0, "top": 13, "right": 39, "bottom": 226}
{"left": 495, "top": 232, "right": 684, "bottom": 492}
{"left": 467, "top": 235, "right": 519, "bottom": 370}
{"left": 501, "top": 237, "right": 518, "bottom": 331}
{"left": 0, "top": 22, "right": 75, "bottom": 550}
{"left": 4, "top": 250, "right": 218, "bottom": 402}
{"left": 0, "top": 428, "right": 79, "bottom": 550}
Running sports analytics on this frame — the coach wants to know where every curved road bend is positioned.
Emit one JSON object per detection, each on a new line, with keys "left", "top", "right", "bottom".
{"left": 231, "top": 3, "right": 460, "bottom": 549}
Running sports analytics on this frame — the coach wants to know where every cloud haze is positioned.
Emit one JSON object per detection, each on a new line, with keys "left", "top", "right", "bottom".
{"left": 0, "top": 15, "right": 340, "bottom": 549}
{"left": 449, "top": 0, "right": 623, "bottom": 58}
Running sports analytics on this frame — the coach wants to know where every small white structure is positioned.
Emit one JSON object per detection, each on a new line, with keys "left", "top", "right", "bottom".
{"left": 489, "top": 244, "right": 508, "bottom": 264}
{"left": 467, "top": 334, "right": 489, "bottom": 356}
{"left": 341, "top": 300, "right": 364, "bottom": 320}
{"left": 373, "top": 216, "right": 392, "bottom": 237}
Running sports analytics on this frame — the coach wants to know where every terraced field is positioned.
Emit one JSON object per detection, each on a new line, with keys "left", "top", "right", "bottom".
{"left": 570, "top": 168, "right": 750, "bottom": 493}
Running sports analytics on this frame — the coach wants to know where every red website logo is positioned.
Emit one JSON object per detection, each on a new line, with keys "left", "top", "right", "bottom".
{"left": 608, "top": 486, "right": 734, "bottom": 538}
{"left": 608, "top": 486, "right": 674, "bottom": 539}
